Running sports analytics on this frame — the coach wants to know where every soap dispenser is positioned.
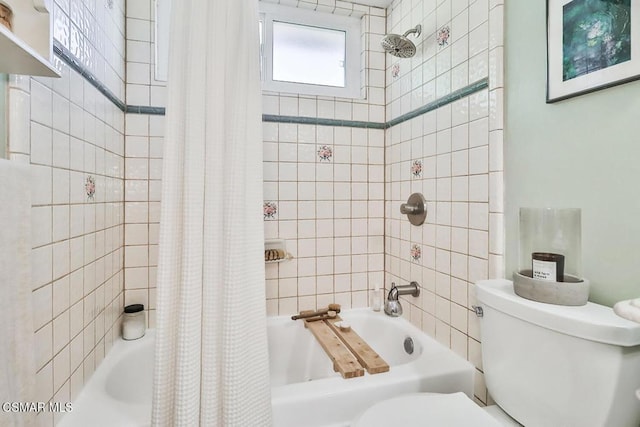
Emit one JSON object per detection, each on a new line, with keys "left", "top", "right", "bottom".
{"left": 371, "top": 283, "right": 382, "bottom": 311}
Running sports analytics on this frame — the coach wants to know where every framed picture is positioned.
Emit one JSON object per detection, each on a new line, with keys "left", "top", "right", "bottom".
{"left": 547, "top": 0, "right": 640, "bottom": 103}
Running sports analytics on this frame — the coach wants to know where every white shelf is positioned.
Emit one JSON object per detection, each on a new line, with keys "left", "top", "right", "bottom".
{"left": 0, "top": 24, "right": 58, "bottom": 77}
{"left": 0, "top": 0, "right": 60, "bottom": 78}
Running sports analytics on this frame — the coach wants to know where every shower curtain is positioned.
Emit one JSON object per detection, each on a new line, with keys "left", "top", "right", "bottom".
{"left": 151, "top": 0, "right": 272, "bottom": 425}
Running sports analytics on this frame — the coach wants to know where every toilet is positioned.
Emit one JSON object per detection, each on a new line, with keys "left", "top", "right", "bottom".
{"left": 354, "top": 279, "right": 640, "bottom": 427}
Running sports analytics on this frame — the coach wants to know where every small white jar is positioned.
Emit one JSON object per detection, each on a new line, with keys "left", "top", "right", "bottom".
{"left": 123, "top": 304, "right": 146, "bottom": 340}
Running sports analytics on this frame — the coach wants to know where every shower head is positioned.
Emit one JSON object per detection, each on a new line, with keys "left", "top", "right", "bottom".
{"left": 380, "top": 24, "right": 422, "bottom": 58}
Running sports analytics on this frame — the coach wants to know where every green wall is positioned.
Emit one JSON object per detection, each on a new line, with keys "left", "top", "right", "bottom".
{"left": 505, "top": 1, "right": 640, "bottom": 306}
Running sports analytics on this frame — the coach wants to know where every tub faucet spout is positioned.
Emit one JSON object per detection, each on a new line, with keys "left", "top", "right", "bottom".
{"left": 384, "top": 282, "right": 420, "bottom": 317}
{"left": 384, "top": 284, "right": 402, "bottom": 317}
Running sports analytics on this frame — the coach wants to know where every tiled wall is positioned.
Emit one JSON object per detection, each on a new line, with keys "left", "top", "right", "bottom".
{"left": 263, "top": 123, "right": 386, "bottom": 315}
{"left": 5, "top": 0, "right": 126, "bottom": 425}
{"left": 122, "top": 0, "right": 166, "bottom": 328}
{"left": 121, "top": 0, "right": 390, "bottom": 318}
{"left": 260, "top": 0, "right": 388, "bottom": 315}
{"left": 383, "top": 0, "right": 504, "bottom": 405}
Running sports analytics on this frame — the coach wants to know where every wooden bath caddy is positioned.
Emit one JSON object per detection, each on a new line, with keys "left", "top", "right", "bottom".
{"left": 303, "top": 315, "right": 389, "bottom": 379}
{"left": 325, "top": 316, "right": 389, "bottom": 375}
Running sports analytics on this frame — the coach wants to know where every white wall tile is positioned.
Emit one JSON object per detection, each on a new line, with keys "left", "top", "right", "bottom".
{"left": 36, "top": 362, "right": 53, "bottom": 404}
{"left": 383, "top": 0, "right": 503, "bottom": 403}
{"left": 127, "top": 1, "right": 151, "bottom": 20}
{"left": 126, "top": 84, "right": 150, "bottom": 105}
{"left": 31, "top": 81, "right": 53, "bottom": 127}
{"left": 127, "top": 18, "right": 151, "bottom": 42}
{"left": 35, "top": 322, "right": 53, "bottom": 370}
{"left": 469, "top": 174, "right": 488, "bottom": 202}
{"left": 4, "top": 0, "right": 127, "bottom": 405}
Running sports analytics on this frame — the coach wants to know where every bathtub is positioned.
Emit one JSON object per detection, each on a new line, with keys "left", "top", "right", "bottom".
{"left": 59, "top": 309, "right": 474, "bottom": 427}
{"left": 58, "top": 330, "right": 155, "bottom": 427}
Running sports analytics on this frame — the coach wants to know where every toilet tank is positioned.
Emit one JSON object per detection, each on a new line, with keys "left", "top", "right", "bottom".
{"left": 475, "top": 279, "right": 640, "bottom": 427}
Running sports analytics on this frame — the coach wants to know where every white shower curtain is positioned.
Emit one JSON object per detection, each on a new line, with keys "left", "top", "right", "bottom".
{"left": 151, "top": 0, "right": 272, "bottom": 425}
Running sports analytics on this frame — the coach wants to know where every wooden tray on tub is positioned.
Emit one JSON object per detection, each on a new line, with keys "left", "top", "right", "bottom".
{"left": 303, "top": 315, "right": 389, "bottom": 378}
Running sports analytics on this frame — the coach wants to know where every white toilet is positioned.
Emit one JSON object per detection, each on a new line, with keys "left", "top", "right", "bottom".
{"left": 353, "top": 279, "right": 640, "bottom": 427}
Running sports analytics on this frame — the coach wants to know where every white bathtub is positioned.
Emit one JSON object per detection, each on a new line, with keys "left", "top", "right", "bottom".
{"left": 59, "top": 309, "right": 474, "bottom": 427}
{"left": 58, "top": 330, "right": 155, "bottom": 427}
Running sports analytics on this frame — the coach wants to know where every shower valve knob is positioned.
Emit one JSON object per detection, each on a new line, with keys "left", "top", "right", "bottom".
{"left": 400, "top": 193, "right": 427, "bottom": 226}
{"left": 400, "top": 204, "right": 419, "bottom": 214}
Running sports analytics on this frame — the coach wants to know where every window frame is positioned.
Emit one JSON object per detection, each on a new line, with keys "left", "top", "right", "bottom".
{"left": 259, "top": 3, "right": 362, "bottom": 99}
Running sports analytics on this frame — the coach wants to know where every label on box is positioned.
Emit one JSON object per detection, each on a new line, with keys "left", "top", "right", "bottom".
{"left": 532, "top": 259, "right": 556, "bottom": 282}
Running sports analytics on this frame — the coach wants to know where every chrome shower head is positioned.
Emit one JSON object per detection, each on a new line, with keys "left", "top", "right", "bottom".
{"left": 380, "top": 24, "right": 422, "bottom": 58}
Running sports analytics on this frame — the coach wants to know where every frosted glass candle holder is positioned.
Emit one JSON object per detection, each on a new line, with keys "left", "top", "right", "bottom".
{"left": 513, "top": 208, "right": 589, "bottom": 306}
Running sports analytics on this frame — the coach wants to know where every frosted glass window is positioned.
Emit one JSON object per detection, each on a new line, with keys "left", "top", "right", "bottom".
{"left": 260, "top": 2, "right": 362, "bottom": 98}
{"left": 272, "top": 22, "right": 346, "bottom": 88}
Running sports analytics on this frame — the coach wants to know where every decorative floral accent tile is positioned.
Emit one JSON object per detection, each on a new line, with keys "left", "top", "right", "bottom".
{"left": 437, "top": 26, "right": 450, "bottom": 47}
{"left": 410, "top": 244, "right": 422, "bottom": 262}
{"left": 317, "top": 145, "right": 333, "bottom": 162}
{"left": 392, "top": 63, "right": 400, "bottom": 79}
{"left": 411, "top": 159, "right": 423, "bottom": 178}
{"left": 85, "top": 175, "right": 95, "bottom": 200}
{"left": 263, "top": 201, "right": 277, "bottom": 220}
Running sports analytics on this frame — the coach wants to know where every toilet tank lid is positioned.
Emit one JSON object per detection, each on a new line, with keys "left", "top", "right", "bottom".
{"left": 475, "top": 279, "right": 640, "bottom": 347}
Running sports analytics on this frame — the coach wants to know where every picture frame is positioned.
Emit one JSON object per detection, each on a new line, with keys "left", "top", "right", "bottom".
{"left": 547, "top": 0, "right": 640, "bottom": 103}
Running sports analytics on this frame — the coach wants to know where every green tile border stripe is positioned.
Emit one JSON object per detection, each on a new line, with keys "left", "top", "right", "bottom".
{"left": 125, "top": 105, "right": 167, "bottom": 115}
{"left": 386, "top": 79, "right": 489, "bottom": 128}
{"left": 53, "top": 41, "right": 126, "bottom": 112}
{"left": 54, "top": 39, "right": 488, "bottom": 128}
{"left": 261, "top": 114, "right": 386, "bottom": 129}
{"left": 55, "top": 41, "right": 168, "bottom": 116}
{"left": 262, "top": 79, "right": 488, "bottom": 129}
